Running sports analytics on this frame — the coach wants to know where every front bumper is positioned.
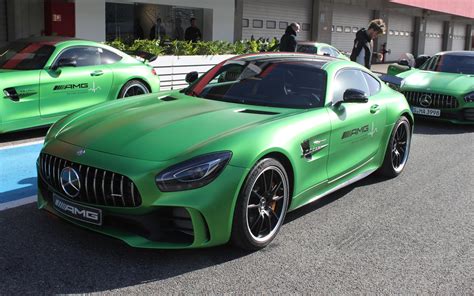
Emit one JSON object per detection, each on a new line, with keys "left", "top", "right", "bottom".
{"left": 37, "top": 140, "right": 248, "bottom": 249}
{"left": 411, "top": 107, "right": 474, "bottom": 124}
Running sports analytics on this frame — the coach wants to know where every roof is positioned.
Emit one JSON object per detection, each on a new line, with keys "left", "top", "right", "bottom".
{"left": 229, "top": 52, "right": 336, "bottom": 68}
{"left": 436, "top": 51, "right": 474, "bottom": 57}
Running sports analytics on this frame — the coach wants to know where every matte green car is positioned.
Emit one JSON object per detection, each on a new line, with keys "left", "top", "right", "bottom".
{"left": 296, "top": 42, "right": 350, "bottom": 61}
{"left": 397, "top": 51, "right": 474, "bottom": 124}
{"left": 38, "top": 53, "right": 413, "bottom": 250}
{"left": 0, "top": 37, "right": 160, "bottom": 133}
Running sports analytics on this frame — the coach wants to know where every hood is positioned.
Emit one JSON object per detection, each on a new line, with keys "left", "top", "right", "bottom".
{"left": 400, "top": 70, "right": 474, "bottom": 95}
{"left": 54, "top": 93, "right": 298, "bottom": 161}
{"left": 0, "top": 69, "right": 20, "bottom": 74}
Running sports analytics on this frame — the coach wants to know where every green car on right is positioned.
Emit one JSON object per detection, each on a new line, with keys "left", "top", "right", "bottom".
{"left": 397, "top": 51, "right": 474, "bottom": 124}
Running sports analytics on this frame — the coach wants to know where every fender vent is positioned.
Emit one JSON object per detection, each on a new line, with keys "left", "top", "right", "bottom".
{"left": 160, "top": 96, "right": 177, "bottom": 101}
{"left": 238, "top": 109, "right": 279, "bottom": 115}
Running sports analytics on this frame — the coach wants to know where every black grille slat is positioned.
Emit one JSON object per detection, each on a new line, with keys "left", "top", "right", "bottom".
{"left": 402, "top": 91, "right": 459, "bottom": 109}
{"left": 39, "top": 153, "right": 142, "bottom": 207}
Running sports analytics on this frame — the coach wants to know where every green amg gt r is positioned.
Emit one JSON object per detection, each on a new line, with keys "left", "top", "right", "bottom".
{"left": 0, "top": 37, "right": 160, "bottom": 133}
{"left": 397, "top": 51, "right": 474, "bottom": 124}
{"left": 38, "top": 53, "right": 413, "bottom": 250}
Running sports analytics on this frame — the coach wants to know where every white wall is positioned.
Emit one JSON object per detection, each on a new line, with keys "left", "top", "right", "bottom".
{"left": 75, "top": 0, "right": 234, "bottom": 42}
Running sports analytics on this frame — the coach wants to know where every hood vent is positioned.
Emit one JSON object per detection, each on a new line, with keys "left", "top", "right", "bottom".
{"left": 238, "top": 109, "right": 279, "bottom": 115}
{"left": 160, "top": 96, "right": 177, "bottom": 101}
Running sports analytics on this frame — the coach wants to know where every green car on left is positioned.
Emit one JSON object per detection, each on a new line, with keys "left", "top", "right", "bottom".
{"left": 0, "top": 36, "right": 160, "bottom": 133}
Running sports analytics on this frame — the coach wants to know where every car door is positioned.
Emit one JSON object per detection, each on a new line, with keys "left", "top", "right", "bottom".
{"left": 39, "top": 46, "right": 114, "bottom": 118}
{"left": 326, "top": 68, "right": 386, "bottom": 180}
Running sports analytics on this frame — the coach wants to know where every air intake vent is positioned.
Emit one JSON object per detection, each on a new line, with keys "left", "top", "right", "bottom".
{"left": 238, "top": 109, "right": 279, "bottom": 115}
{"left": 160, "top": 96, "right": 177, "bottom": 101}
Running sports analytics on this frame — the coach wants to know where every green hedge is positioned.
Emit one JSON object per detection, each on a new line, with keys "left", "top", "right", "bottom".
{"left": 105, "top": 39, "right": 279, "bottom": 56}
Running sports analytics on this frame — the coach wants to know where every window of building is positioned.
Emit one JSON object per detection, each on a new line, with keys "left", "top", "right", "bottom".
{"left": 242, "top": 19, "right": 249, "bottom": 28}
{"left": 344, "top": 26, "right": 351, "bottom": 33}
{"left": 253, "top": 20, "right": 263, "bottom": 28}
{"left": 279, "top": 21, "right": 288, "bottom": 30}
{"left": 266, "top": 20, "right": 276, "bottom": 29}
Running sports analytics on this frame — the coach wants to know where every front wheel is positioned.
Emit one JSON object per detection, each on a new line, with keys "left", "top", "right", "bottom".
{"left": 231, "top": 158, "right": 290, "bottom": 251}
{"left": 378, "top": 116, "right": 412, "bottom": 178}
{"left": 118, "top": 80, "right": 149, "bottom": 98}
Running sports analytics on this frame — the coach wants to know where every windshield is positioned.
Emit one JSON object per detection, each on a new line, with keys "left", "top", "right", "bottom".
{"left": 186, "top": 60, "right": 327, "bottom": 109}
{"left": 0, "top": 42, "right": 55, "bottom": 70}
{"left": 419, "top": 54, "right": 474, "bottom": 75}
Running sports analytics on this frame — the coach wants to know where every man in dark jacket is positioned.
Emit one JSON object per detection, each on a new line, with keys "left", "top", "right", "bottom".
{"left": 350, "top": 19, "right": 386, "bottom": 69}
{"left": 279, "top": 23, "right": 300, "bottom": 52}
{"left": 185, "top": 18, "right": 202, "bottom": 42}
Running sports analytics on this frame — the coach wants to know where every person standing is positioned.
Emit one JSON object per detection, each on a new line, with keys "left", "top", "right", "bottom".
{"left": 185, "top": 17, "right": 202, "bottom": 42}
{"left": 350, "top": 19, "right": 386, "bottom": 69}
{"left": 149, "top": 18, "right": 166, "bottom": 40}
{"left": 279, "top": 22, "right": 300, "bottom": 52}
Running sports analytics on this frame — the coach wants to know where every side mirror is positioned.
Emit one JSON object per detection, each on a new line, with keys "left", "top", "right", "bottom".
{"left": 398, "top": 59, "right": 410, "bottom": 67}
{"left": 51, "top": 58, "right": 76, "bottom": 71}
{"left": 185, "top": 71, "right": 199, "bottom": 84}
{"left": 343, "top": 89, "right": 368, "bottom": 103}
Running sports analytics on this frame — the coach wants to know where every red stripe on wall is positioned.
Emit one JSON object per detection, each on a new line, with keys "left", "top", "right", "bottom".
{"left": 390, "top": 0, "right": 474, "bottom": 19}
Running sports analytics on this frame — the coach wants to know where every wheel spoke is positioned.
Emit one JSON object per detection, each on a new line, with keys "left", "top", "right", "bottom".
{"left": 272, "top": 195, "right": 284, "bottom": 201}
{"left": 271, "top": 181, "right": 282, "bottom": 195}
{"left": 250, "top": 215, "right": 262, "bottom": 231}
{"left": 269, "top": 207, "right": 280, "bottom": 220}
{"left": 268, "top": 170, "right": 274, "bottom": 192}
{"left": 257, "top": 215, "right": 265, "bottom": 236}
{"left": 248, "top": 204, "right": 259, "bottom": 209}
{"left": 266, "top": 213, "right": 273, "bottom": 233}
{"left": 262, "top": 171, "right": 268, "bottom": 193}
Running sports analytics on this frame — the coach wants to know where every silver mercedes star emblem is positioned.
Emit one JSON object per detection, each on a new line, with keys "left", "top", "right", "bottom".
{"left": 76, "top": 149, "right": 86, "bottom": 156}
{"left": 60, "top": 167, "right": 81, "bottom": 198}
{"left": 419, "top": 94, "right": 432, "bottom": 107}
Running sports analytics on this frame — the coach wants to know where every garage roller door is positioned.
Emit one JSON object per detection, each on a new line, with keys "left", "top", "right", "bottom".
{"left": 386, "top": 13, "right": 414, "bottom": 62}
{"left": 331, "top": 3, "right": 372, "bottom": 53}
{"left": 424, "top": 19, "right": 443, "bottom": 56}
{"left": 452, "top": 23, "right": 466, "bottom": 51}
{"left": 242, "top": 0, "right": 312, "bottom": 41}
{"left": 0, "top": 0, "right": 6, "bottom": 45}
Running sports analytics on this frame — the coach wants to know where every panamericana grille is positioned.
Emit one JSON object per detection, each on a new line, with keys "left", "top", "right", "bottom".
{"left": 402, "top": 91, "right": 459, "bottom": 109}
{"left": 39, "top": 153, "right": 141, "bottom": 207}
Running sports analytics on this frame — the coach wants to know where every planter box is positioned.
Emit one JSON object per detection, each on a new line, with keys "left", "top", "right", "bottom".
{"left": 150, "top": 55, "right": 235, "bottom": 91}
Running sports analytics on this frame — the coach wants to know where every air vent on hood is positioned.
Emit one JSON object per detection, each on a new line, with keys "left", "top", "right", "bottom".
{"left": 160, "top": 96, "right": 177, "bottom": 101}
{"left": 237, "top": 109, "right": 280, "bottom": 115}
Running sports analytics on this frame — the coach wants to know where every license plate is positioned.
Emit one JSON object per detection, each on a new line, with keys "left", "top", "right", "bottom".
{"left": 53, "top": 194, "right": 102, "bottom": 226}
{"left": 411, "top": 106, "right": 441, "bottom": 117}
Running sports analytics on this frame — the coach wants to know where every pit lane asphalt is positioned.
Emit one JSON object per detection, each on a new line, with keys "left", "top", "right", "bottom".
{"left": 0, "top": 119, "right": 473, "bottom": 294}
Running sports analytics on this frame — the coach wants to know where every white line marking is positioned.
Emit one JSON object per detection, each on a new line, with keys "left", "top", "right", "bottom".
{"left": 0, "top": 196, "right": 36, "bottom": 211}
{"left": 0, "top": 140, "right": 43, "bottom": 151}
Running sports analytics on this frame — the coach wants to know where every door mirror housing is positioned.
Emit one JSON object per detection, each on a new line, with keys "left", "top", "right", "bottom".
{"left": 185, "top": 71, "right": 199, "bottom": 84}
{"left": 51, "top": 58, "right": 77, "bottom": 71}
{"left": 343, "top": 88, "right": 368, "bottom": 103}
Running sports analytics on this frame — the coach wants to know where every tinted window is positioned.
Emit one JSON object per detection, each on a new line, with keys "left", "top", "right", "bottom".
{"left": 0, "top": 42, "right": 55, "bottom": 70}
{"left": 57, "top": 47, "right": 100, "bottom": 67}
{"left": 99, "top": 48, "right": 122, "bottom": 64}
{"left": 362, "top": 72, "right": 381, "bottom": 95}
{"left": 296, "top": 45, "right": 318, "bottom": 54}
{"left": 188, "top": 60, "right": 327, "bottom": 109}
{"left": 329, "top": 47, "right": 341, "bottom": 57}
{"left": 333, "top": 69, "right": 369, "bottom": 102}
{"left": 320, "top": 47, "right": 332, "bottom": 57}
{"left": 419, "top": 54, "right": 474, "bottom": 75}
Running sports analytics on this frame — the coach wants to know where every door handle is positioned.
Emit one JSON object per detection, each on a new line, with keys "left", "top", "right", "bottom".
{"left": 370, "top": 104, "right": 380, "bottom": 114}
{"left": 90, "top": 70, "right": 104, "bottom": 76}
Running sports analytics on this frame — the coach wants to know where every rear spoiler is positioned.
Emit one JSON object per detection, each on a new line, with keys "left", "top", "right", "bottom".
{"left": 124, "top": 50, "right": 158, "bottom": 63}
{"left": 374, "top": 72, "right": 403, "bottom": 88}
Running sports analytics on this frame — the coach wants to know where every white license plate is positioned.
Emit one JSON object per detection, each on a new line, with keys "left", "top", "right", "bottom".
{"left": 53, "top": 194, "right": 102, "bottom": 225}
{"left": 411, "top": 106, "right": 441, "bottom": 117}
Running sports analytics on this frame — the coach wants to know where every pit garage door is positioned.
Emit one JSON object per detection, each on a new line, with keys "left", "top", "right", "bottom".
{"left": 242, "top": 0, "right": 312, "bottom": 41}
{"left": 0, "top": 0, "right": 7, "bottom": 45}
{"left": 331, "top": 3, "right": 372, "bottom": 53}
{"left": 424, "top": 19, "right": 443, "bottom": 56}
{"left": 452, "top": 23, "right": 466, "bottom": 51}
{"left": 386, "top": 13, "right": 414, "bottom": 62}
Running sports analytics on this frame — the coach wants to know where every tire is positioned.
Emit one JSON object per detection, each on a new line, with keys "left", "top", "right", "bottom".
{"left": 378, "top": 116, "right": 412, "bottom": 178}
{"left": 231, "top": 158, "right": 290, "bottom": 251}
{"left": 118, "top": 80, "right": 149, "bottom": 98}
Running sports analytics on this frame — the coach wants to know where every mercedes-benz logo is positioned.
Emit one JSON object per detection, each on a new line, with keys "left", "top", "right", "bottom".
{"left": 419, "top": 94, "right": 432, "bottom": 107}
{"left": 76, "top": 149, "right": 86, "bottom": 156}
{"left": 60, "top": 167, "right": 81, "bottom": 198}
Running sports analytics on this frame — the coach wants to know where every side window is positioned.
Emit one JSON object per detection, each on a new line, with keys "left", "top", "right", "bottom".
{"left": 329, "top": 47, "right": 341, "bottom": 57}
{"left": 56, "top": 47, "right": 100, "bottom": 67}
{"left": 99, "top": 48, "right": 122, "bottom": 64}
{"left": 320, "top": 47, "right": 332, "bottom": 57}
{"left": 332, "top": 69, "right": 369, "bottom": 102}
{"left": 362, "top": 72, "right": 381, "bottom": 95}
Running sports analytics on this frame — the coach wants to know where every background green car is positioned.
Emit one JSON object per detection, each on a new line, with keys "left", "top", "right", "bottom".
{"left": 296, "top": 41, "right": 350, "bottom": 60}
{"left": 38, "top": 53, "right": 413, "bottom": 250}
{"left": 397, "top": 51, "right": 474, "bottom": 124}
{"left": 0, "top": 37, "right": 160, "bottom": 133}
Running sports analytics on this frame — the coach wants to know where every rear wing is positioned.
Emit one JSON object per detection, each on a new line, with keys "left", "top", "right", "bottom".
{"left": 124, "top": 50, "right": 158, "bottom": 63}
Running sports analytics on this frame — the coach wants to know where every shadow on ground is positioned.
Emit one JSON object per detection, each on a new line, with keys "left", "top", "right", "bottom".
{"left": 413, "top": 118, "right": 474, "bottom": 135}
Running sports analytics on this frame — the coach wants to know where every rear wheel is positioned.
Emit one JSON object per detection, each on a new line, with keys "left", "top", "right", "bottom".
{"left": 118, "top": 80, "right": 149, "bottom": 98}
{"left": 231, "top": 158, "right": 290, "bottom": 251}
{"left": 378, "top": 116, "right": 411, "bottom": 177}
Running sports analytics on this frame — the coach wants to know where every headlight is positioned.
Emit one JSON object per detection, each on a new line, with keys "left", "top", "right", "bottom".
{"left": 156, "top": 151, "right": 232, "bottom": 192}
{"left": 464, "top": 92, "right": 474, "bottom": 103}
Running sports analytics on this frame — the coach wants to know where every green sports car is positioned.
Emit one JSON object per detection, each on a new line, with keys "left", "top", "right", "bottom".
{"left": 38, "top": 53, "right": 413, "bottom": 250}
{"left": 296, "top": 42, "right": 350, "bottom": 61}
{"left": 397, "top": 51, "right": 474, "bottom": 124}
{"left": 0, "top": 37, "right": 160, "bottom": 133}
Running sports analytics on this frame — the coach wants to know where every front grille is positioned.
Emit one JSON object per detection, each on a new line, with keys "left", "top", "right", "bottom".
{"left": 402, "top": 91, "right": 459, "bottom": 109}
{"left": 39, "top": 153, "right": 142, "bottom": 207}
{"left": 464, "top": 109, "right": 474, "bottom": 121}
